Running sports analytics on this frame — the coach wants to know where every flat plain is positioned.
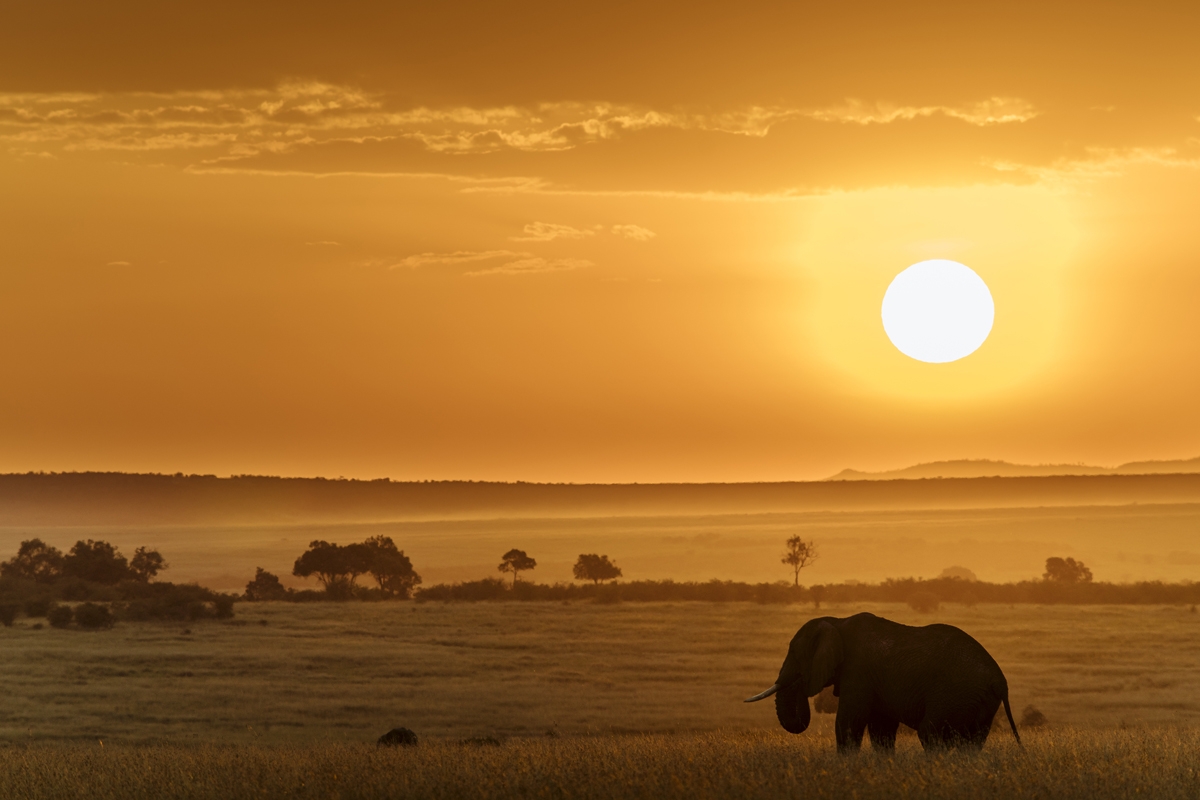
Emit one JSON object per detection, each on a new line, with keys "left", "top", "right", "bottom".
{"left": 2, "top": 601, "right": 1198, "bottom": 744}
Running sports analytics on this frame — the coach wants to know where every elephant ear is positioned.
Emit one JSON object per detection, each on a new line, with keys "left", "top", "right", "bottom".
{"left": 805, "top": 622, "right": 844, "bottom": 697}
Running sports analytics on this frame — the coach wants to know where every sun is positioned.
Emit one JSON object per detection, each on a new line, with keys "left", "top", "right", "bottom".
{"left": 881, "top": 260, "right": 995, "bottom": 363}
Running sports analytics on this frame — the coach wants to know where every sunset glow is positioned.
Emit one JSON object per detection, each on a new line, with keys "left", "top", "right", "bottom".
{"left": 1, "top": 2, "right": 1198, "bottom": 482}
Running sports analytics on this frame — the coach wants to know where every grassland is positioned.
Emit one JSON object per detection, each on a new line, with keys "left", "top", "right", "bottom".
{"left": 3, "top": 601, "right": 1199, "bottom": 797}
{"left": 2, "top": 728, "right": 1199, "bottom": 800}
{"left": 3, "top": 601, "right": 1199, "bottom": 744}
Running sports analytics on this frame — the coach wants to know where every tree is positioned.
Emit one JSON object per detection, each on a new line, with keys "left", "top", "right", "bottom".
{"left": 1, "top": 539, "right": 64, "bottom": 583}
{"left": 573, "top": 554, "right": 622, "bottom": 585}
{"left": 1043, "top": 557, "right": 1093, "bottom": 584}
{"left": 129, "top": 547, "right": 168, "bottom": 582}
{"left": 244, "top": 567, "right": 289, "bottom": 601}
{"left": 62, "top": 540, "right": 132, "bottom": 585}
{"left": 498, "top": 549, "right": 536, "bottom": 586}
{"left": 293, "top": 540, "right": 365, "bottom": 597}
{"left": 363, "top": 535, "right": 423, "bottom": 598}
{"left": 781, "top": 536, "right": 818, "bottom": 586}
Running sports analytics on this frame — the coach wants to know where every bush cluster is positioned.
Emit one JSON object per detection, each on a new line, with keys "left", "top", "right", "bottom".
{"left": 0, "top": 538, "right": 237, "bottom": 629}
{"left": 410, "top": 576, "right": 1200, "bottom": 605}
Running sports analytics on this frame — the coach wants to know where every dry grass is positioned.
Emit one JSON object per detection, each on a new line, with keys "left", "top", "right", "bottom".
{"left": 2, "top": 601, "right": 1199, "bottom": 746}
{"left": 2, "top": 729, "right": 1199, "bottom": 799}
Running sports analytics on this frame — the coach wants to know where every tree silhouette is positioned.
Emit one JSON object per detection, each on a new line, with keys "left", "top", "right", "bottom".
{"left": 498, "top": 549, "right": 536, "bottom": 586}
{"left": 1043, "top": 557, "right": 1093, "bottom": 583}
{"left": 293, "top": 540, "right": 365, "bottom": 597}
{"left": 62, "top": 540, "right": 132, "bottom": 585}
{"left": 244, "top": 567, "right": 289, "bottom": 601}
{"left": 781, "top": 536, "right": 818, "bottom": 586}
{"left": 0, "top": 539, "right": 64, "bottom": 583}
{"left": 573, "top": 554, "right": 622, "bottom": 584}
{"left": 363, "top": 535, "right": 423, "bottom": 598}
{"left": 129, "top": 547, "right": 168, "bottom": 582}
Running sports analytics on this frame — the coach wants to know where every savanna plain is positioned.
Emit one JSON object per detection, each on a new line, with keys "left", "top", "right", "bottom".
{"left": 3, "top": 600, "right": 1200, "bottom": 798}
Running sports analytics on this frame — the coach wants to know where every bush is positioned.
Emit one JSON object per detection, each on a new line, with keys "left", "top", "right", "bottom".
{"left": 74, "top": 602, "right": 115, "bottom": 630}
{"left": 23, "top": 598, "right": 52, "bottom": 617}
{"left": 117, "top": 583, "right": 236, "bottom": 622}
{"left": 907, "top": 590, "right": 940, "bottom": 613}
{"left": 47, "top": 604, "right": 73, "bottom": 628}
{"left": 0, "top": 604, "right": 17, "bottom": 627}
{"left": 1021, "top": 705, "right": 1048, "bottom": 729}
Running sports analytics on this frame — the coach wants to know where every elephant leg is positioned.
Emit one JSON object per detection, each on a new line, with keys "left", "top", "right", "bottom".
{"left": 867, "top": 715, "right": 899, "bottom": 752}
{"left": 834, "top": 705, "right": 869, "bottom": 753}
{"left": 916, "top": 718, "right": 947, "bottom": 751}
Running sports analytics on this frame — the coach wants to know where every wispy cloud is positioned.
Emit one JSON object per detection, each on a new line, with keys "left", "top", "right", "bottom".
{"left": 391, "top": 250, "right": 529, "bottom": 269}
{"left": 467, "top": 257, "right": 594, "bottom": 276}
{"left": 305, "top": 240, "right": 341, "bottom": 246}
{"left": 611, "top": 224, "right": 656, "bottom": 241}
{"left": 511, "top": 222, "right": 595, "bottom": 242}
{"left": 0, "top": 85, "right": 1039, "bottom": 165}
{"left": 105, "top": 261, "right": 131, "bottom": 266}
{"left": 806, "top": 97, "right": 1038, "bottom": 126}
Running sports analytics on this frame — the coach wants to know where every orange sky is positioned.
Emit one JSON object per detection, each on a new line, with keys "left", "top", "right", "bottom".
{"left": 2, "top": 1, "right": 1199, "bottom": 482}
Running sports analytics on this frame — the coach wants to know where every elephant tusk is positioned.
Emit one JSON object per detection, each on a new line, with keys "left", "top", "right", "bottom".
{"left": 744, "top": 684, "right": 781, "bottom": 703}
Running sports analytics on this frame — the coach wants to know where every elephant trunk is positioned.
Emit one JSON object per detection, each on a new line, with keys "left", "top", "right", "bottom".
{"left": 774, "top": 680, "right": 811, "bottom": 734}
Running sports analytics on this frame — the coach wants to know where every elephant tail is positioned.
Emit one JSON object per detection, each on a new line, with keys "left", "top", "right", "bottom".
{"left": 1002, "top": 695, "right": 1021, "bottom": 746}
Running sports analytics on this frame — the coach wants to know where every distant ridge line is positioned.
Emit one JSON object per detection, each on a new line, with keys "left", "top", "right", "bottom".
{"left": 3, "top": 470, "right": 1200, "bottom": 526}
{"left": 825, "top": 456, "right": 1200, "bottom": 482}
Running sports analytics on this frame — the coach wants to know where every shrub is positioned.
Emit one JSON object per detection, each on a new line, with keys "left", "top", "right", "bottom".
{"left": 907, "top": 590, "right": 940, "bottom": 613}
{"left": 74, "top": 602, "right": 115, "bottom": 630}
{"left": 0, "top": 604, "right": 17, "bottom": 627}
{"left": 23, "top": 598, "right": 52, "bottom": 617}
{"left": 1021, "top": 705, "right": 1048, "bottom": 729}
{"left": 244, "top": 568, "right": 289, "bottom": 601}
{"left": 118, "top": 583, "right": 234, "bottom": 622}
{"left": 47, "top": 604, "right": 73, "bottom": 628}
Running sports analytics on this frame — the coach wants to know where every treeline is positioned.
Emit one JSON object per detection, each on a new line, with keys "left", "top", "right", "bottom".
{"left": 409, "top": 577, "right": 1200, "bottom": 606}
{"left": 0, "top": 538, "right": 235, "bottom": 628}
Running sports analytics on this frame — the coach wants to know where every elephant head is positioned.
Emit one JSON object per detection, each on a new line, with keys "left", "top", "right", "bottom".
{"left": 745, "top": 618, "right": 844, "bottom": 733}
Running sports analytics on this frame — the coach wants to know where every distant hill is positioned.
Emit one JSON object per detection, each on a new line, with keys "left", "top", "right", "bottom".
{"left": 826, "top": 457, "right": 1200, "bottom": 481}
{"left": 3, "top": 470, "right": 1200, "bottom": 526}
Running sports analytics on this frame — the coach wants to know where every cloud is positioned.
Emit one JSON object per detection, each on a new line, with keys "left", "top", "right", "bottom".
{"left": 611, "top": 224, "right": 656, "bottom": 241}
{"left": 467, "top": 257, "right": 593, "bottom": 276}
{"left": 0, "top": 86, "right": 1039, "bottom": 165}
{"left": 105, "top": 261, "right": 131, "bottom": 266}
{"left": 511, "top": 222, "right": 595, "bottom": 241}
{"left": 391, "top": 250, "right": 529, "bottom": 269}
{"left": 805, "top": 97, "right": 1037, "bottom": 126}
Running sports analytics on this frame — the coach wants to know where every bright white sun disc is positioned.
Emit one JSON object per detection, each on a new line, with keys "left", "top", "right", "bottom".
{"left": 881, "top": 260, "right": 994, "bottom": 363}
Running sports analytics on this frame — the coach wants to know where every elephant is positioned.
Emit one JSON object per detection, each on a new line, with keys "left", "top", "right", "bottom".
{"left": 746, "top": 612, "right": 1020, "bottom": 752}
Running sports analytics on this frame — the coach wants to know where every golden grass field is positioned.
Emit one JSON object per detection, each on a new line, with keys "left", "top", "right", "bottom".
{"left": 2, "top": 601, "right": 1199, "bottom": 743}
{"left": 2, "top": 729, "right": 1199, "bottom": 800}
{"left": 3, "top": 600, "right": 1200, "bottom": 797}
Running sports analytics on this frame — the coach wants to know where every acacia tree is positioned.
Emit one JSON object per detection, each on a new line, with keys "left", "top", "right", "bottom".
{"left": 781, "top": 536, "right": 818, "bottom": 586}
{"left": 293, "top": 540, "right": 368, "bottom": 597}
{"left": 129, "top": 546, "right": 168, "bottom": 582}
{"left": 0, "top": 539, "right": 65, "bottom": 582}
{"left": 498, "top": 549, "right": 536, "bottom": 587}
{"left": 363, "top": 535, "right": 423, "bottom": 598}
{"left": 1044, "top": 557, "right": 1093, "bottom": 584}
{"left": 573, "top": 554, "right": 622, "bottom": 585}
